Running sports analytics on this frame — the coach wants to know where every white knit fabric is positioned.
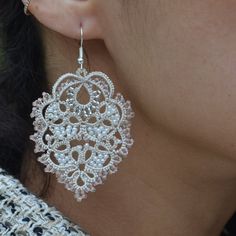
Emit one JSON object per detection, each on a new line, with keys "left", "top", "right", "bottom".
{"left": 0, "top": 168, "right": 90, "bottom": 236}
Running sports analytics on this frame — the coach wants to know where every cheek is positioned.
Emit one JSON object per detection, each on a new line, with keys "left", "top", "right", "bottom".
{"left": 104, "top": 1, "right": 236, "bottom": 158}
{"left": 153, "top": 1, "right": 236, "bottom": 158}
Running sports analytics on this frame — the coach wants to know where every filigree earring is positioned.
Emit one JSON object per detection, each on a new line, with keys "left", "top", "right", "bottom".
{"left": 30, "top": 27, "right": 135, "bottom": 202}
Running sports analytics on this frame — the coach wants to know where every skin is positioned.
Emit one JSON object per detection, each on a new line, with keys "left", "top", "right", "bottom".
{"left": 23, "top": 0, "right": 236, "bottom": 235}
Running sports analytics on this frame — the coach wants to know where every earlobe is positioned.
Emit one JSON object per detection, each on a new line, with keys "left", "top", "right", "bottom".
{"left": 27, "top": 0, "right": 102, "bottom": 40}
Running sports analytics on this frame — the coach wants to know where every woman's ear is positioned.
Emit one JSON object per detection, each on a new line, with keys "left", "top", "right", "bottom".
{"left": 27, "top": 0, "right": 102, "bottom": 40}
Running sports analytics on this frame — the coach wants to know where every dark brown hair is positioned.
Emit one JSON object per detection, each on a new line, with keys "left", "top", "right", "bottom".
{"left": 0, "top": 0, "right": 49, "bottom": 194}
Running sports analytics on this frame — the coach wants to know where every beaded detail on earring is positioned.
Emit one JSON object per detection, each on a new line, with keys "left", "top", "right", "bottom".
{"left": 30, "top": 27, "right": 135, "bottom": 202}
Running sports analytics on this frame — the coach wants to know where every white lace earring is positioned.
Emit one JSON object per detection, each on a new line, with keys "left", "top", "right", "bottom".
{"left": 30, "top": 27, "right": 135, "bottom": 202}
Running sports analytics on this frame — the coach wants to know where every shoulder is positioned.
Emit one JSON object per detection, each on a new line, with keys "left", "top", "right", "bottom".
{"left": 0, "top": 168, "right": 89, "bottom": 236}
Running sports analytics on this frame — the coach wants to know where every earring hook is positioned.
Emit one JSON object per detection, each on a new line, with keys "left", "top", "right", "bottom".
{"left": 78, "top": 26, "right": 84, "bottom": 70}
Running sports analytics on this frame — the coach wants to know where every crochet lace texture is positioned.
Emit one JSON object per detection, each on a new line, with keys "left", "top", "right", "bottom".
{"left": 0, "top": 168, "right": 89, "bottom": 236}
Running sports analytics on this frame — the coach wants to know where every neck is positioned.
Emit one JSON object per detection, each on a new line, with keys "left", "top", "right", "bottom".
{"left": 26, "top": 27, "right": 236, "bottom": 236}
{"left": 43, "top": 111, "right": 236, "bottom": 236}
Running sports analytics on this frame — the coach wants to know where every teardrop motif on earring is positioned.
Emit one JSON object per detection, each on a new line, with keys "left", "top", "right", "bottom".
{"left": 30, "top": 27, "right": 135, "bottom": 202}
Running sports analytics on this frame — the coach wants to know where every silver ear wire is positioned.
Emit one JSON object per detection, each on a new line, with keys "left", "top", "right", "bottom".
{"left": 77, "top": 27, "right": 84, "bottom": 69}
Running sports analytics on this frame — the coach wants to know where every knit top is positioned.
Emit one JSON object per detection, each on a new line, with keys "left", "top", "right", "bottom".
{"left": 0, "top": 168, "right": 89, "bottom": 236}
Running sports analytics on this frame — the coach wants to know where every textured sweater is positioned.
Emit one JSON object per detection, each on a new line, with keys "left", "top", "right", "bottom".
{"left": 0, "top": 168, "right": 89, "bottom": 236}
